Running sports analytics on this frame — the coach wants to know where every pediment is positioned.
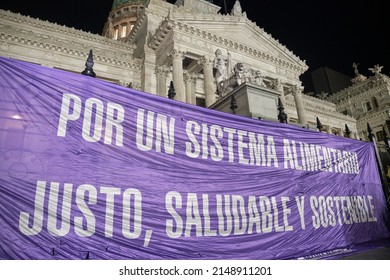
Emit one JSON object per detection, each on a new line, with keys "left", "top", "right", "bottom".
{"left": 171, "top": 15, "right": 306, "bottom": 69}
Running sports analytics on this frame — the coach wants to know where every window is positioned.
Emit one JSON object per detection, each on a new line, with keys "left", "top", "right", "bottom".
{"left": 366, "top": 101, "right": 372, "bottom": 111}
{"left": 372, "top": 97, "right": 379, "bottom": 109}
{"left": 114, "top": 26, "right": 119, "bottom": 40}
{"left": 121, "top": 24, "right": 127, "bottom": 38}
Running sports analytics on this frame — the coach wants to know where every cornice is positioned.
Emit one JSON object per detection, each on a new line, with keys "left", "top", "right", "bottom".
{"left": 285, "top": 95, "right": 356, "bottom": 123}
{"left": 148, "top": 18, "right": 173, "bottom": 49}
{"left": 149, "top": 0, "right": 173, "bottom": 10}
{"left": 0, "top": 10, "right": 142, "bottom": 69}
{"left": 127, "top": 8, "right": 148, "bottom": 43}
{"left": 327, "top": 74, "right": 390, "bottom": 103}
{"left": 302, "top": 93, "right": 338, "bottom": 109}
{"left": 304, "top": 107, "right": 356, "bottom": 123}
{"left": 356, "top": 108, "right": 390, "bottom": 126}
{"left": 0, "top": 9, "right": 134, "bottom": 52}
{"left": 0, "top": 32, "right": 142, "bottom": 69}
{"left": 334, "top": 87, "right": 389, "bottom": 108}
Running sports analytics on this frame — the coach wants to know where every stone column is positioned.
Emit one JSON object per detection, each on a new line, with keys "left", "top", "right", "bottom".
{"left": 199, "top": 56, "right": 216, "bottom": 107}
{"left": 169, "top": 49, "right": 186, "bottom": 102}
{"left": 184, "top": 73, "right": 197, "bottom": 105}
{"left": 142, "top": 45, "right": 157, "bottom": 94}
{"left": 156, "top": 66, "right": 169, "bottom": 98}
{"left": 292, "top": 85, "right": 307, "bottom": 125}
{"left": 190, "top": 75, "right": 197, "bottom": 105}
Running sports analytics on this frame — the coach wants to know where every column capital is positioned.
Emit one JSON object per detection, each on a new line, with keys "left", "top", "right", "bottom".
{"left": 290, "top": 84, "right": 304, "bottom": 96}
{"left": 183, "top": 72, "right": 192, "bottom": 82}
{"left": 168, "top": 49, "right": 186, "bottom": 60}
{"left": 155, "top": 65, "right": 170, "bottom": 76}
{"left": 198, "top": 55, "right": 213, "bottom": 67}
{"left": 190, "top": 73, "right": 198, "bottom": 83}
{"left": 270, "top": 78, "right": 284, "bottom": 91}
{"left": 183, "top": 73, "right": 198, "bottom": 82}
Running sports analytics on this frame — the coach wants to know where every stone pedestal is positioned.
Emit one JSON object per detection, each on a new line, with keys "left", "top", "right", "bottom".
{"left": 209, "top": 83, "right": 281, "bottom": 121}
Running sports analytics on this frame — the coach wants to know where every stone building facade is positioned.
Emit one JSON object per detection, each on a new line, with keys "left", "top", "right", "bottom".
{"left": 327, "top": 65, "right": 390, "bottom": 142}
{"left": 2, "top": 0, "right": 387, "bottom": 142}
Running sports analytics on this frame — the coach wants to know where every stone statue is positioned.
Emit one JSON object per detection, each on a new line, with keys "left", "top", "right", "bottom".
{"left": 214, "top": 49, "right": 225, "bottom": 77}
{"left": 253, "top": 70, "right": 266, "bottom": 87}
{"left": 233, "top": 62, "right": 246, "bottom": 85}
{"left": 213, "top": 49, "right": 232, "bottom": 94}
{"left": 213, "top": 49, "right": 256, "bottom": 96}
{"left": 218, "top": 62, "right": 248, "bottom": 96}
{"left": 369, "top": 64, "right": 383, "bottom": 75}
{"left": 270, "top": 79, "right": 278, "bottom": 90}
{"left": 353, "top": 62, "right": 359, "bottom": 76}
{"left": 232, "top": 1, "right": 242, "bottom": 15}
{"left": 351, "top": 62, "right": 367, "bottom": 83}
{"left": 231, "top": 0, "right": 247, "bottom": 17}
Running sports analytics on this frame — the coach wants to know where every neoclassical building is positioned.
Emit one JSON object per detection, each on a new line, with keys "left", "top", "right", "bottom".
{"left": 1, "top": 0, "right": 388, "bottom": 142}
{"left": 327, "top": 65, "right": 390, "bottom": 142}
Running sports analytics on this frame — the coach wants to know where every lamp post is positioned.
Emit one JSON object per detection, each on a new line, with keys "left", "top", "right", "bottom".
{"left": 168, "top": 81, "right": 176, "bottom": 100}
{"left": 277, "top": 98, "right": 288, "bottom": 123}
{"left": 316, "top": 117, "right": 323, "bottom": 132}
{"left": 345, "top": 124, "right": 351, "bottom": 138}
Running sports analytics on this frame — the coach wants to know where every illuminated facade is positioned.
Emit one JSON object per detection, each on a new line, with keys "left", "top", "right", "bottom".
{"left": 2, "top": 0, "right": 388, "bottom": 141}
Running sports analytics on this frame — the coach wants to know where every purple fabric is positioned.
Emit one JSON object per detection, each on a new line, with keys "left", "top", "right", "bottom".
{"left": 0, "top": 56, "right": 389, "bottom": 260}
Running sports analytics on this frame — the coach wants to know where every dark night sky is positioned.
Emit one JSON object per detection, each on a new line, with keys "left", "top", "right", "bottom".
{"left": 1, "top": 0, "right": 388, "bottom": 93}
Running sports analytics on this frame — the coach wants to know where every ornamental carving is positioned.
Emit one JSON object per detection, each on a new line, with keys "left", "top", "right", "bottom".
{"left": 168, "top": 49, "right": 186, "bottom": 60}
{"left": 369, "top": 64, "right": 383, "bottom": 75}
{"left": 175, "top": 0, "right": 220, "bottom": 15}
{"left": 212, "top": 49, "right": 272, "bottom": 96}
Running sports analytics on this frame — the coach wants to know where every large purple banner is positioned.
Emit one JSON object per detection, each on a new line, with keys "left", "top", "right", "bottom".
{"left": 0, "top": 56, "right": 389, "bottom": 260}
